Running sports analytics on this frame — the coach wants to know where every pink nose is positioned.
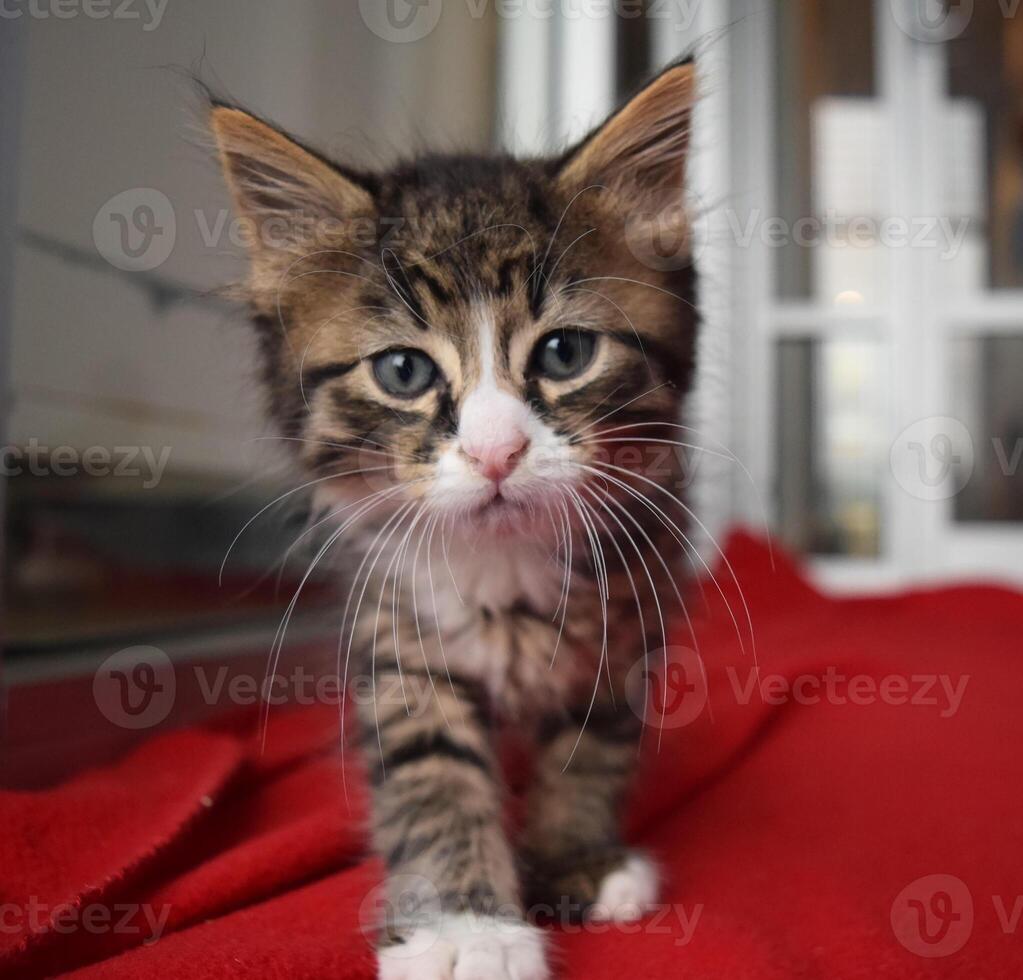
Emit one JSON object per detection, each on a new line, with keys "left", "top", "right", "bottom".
{"left": 462, "top": 432, "right": 529, "bottom": 483}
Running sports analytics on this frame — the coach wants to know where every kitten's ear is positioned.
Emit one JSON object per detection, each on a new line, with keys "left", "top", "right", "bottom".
{"left": 210, "top": 106, "right": 375, "bottom": 281}
{"left": 557, "top": 59, "right": 695, "bottom": 209}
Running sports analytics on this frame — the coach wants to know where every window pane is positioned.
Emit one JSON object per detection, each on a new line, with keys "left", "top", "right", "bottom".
{"left": 945, "top": 5, "right": 1023, "bottom": 292}
{"left": 776, "top": 338, "right": 887, "bottom": 556}
{"left": 950, "top": 335, "right": 1023, "bottom": 521}
{"left": 774, "top": 0, "right": 878, "bottom": 301}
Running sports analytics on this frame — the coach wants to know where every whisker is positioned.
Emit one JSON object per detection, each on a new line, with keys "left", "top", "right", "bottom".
{"left": 524, "top": 184, "right": 605, "bottom": 307}
{"left": 218, "top": 464, "right": 395, "bottom": 585}
{"left": 272, "top": 478, "right": 423, "bottom": 589}
{"left": 545, "top": 227, "right": 595, "bottom": 284}
{"left": 580, "top": 435, "right": 735, "bottom": 464}
{"left": 340, "top": 500, "right": 420, "bottom": 779}
{"left": 590, "top": 481, "right": 698, "bottom": 649}
{"left": 548, "top": 496, "right": 574, "bottom": 668}
{"left": 566, "top": 275, "right": 698, "bottom": 312}
{"left": 582, "top": 484, "right": 666, "bottom": 745}
{"left": 375, "top": 502, "right": 428, "bottom": 724}
{"left": 590, "top": 461, "right": 757, "bottom": 666}
{"left": 381, "top": 246, "right": 433, "bottom": 330}
{"left": 580, "top": 464, "right": 715, "bottom": 632}
{"left": 577, "top": 421, "right": 775, "bottom": 567}
{"left": 568, "top": 382, "right": 672, "bottom": 441}
{"left": 250, "top": 434, "right": 421, "bottom": 465}
{"left": 425, "top": 512, "right": 469, "bottom": 727}
{"left": 337, "top": 497, "right": 422, "bottom": 795}
{"left": 261, "top": 485, "right": 404, "bottom": 750}
{"left": 440, "top": 511, "right": 464, "bottom": 606}
{"left": 559, "top": 490, "right": 610, "bottom": 771}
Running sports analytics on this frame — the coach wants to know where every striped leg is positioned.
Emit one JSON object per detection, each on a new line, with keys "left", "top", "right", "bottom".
{"left": 360, "top": 668, "right": 548, "bottom": 980}
{"left": 520, "top": 703, "right": 657, "bottom": 923}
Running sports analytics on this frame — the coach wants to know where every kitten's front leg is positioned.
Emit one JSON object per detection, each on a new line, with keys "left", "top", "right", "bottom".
{"left": 521, "top": 702, "right": 658, "bottom": 924}
{"left": 360, "top": 667, "right": 548, "bottom": 980}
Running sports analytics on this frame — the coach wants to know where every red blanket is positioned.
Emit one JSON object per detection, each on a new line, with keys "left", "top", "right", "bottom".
{"left": 3, "top": 532, "right": 1022, "bottom": 978}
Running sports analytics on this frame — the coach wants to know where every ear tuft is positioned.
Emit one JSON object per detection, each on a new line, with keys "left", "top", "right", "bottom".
{"left": 209, "top": 106, "right": 375, "bottom": 272}
{"left": 558, "top": 61, "right": 695, "bottom": 203}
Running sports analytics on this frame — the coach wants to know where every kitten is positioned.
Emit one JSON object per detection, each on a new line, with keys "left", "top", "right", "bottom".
{"left": 211, "top": 58, "right": 697, "bottom": 980}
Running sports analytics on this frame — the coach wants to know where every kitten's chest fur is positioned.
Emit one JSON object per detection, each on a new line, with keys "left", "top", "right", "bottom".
{"left": 410, "top": 539, "right": 584, "bottom": 715}
{"left": 348, "top": 525, "right": 644, "bottom": 719}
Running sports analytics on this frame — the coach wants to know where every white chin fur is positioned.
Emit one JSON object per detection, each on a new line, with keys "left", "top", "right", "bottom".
{"left": 588, "top": 852, "right": 660, "bottom": 923}
{"left": 377, "top": 914, "right": 549, "bottom": 980}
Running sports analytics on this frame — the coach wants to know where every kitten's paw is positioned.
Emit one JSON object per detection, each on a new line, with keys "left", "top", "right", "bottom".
{"left": 377, "top": 914, "right": 548, "bottom": 980}
{"left": 587, "top": 851, "right": 659, "bottom": 923}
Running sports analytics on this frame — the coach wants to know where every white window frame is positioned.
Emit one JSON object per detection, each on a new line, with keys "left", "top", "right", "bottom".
{"left": 729, "top": 0, "right": 1023, "bottom": 591}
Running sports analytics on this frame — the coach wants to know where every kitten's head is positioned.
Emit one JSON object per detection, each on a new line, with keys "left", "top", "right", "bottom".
{"left": 212, "top": 61, "right": 697, "bottom": 539}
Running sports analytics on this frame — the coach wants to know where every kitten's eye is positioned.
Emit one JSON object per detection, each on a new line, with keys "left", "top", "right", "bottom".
{"left": 371, "top": 348, "right": 438, "bottom": 398}
{"left": 532, "top": 329, "right": 597, "bottom": 381}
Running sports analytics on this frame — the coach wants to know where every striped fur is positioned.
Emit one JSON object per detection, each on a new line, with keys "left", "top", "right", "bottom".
{"left": 213, "top": 59, "right": 699, "bottom": 977}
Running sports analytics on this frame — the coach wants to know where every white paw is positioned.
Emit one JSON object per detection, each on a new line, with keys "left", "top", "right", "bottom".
{"left": 587, "top": 852, "right": 659, "bottom": 922}
{"left": 378, "top": 913, "right": 549, "bottom": 980}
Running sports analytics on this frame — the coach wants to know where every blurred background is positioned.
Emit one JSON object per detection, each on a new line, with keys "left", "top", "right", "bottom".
{"left": 3, "top": 0, "right": 1022, "bottom": 786}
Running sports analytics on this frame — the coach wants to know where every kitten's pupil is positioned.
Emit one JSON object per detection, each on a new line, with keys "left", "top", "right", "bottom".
{"left": 394, "top": 353, "right": 414, "bottom": 383}
{"left": 551, "top": 336, "right": 572, "bottom": 365}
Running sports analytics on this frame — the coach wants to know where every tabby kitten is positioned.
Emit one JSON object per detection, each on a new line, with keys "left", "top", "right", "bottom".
{"left": 212, "top": 58, "right": 698, "bottom": 980}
